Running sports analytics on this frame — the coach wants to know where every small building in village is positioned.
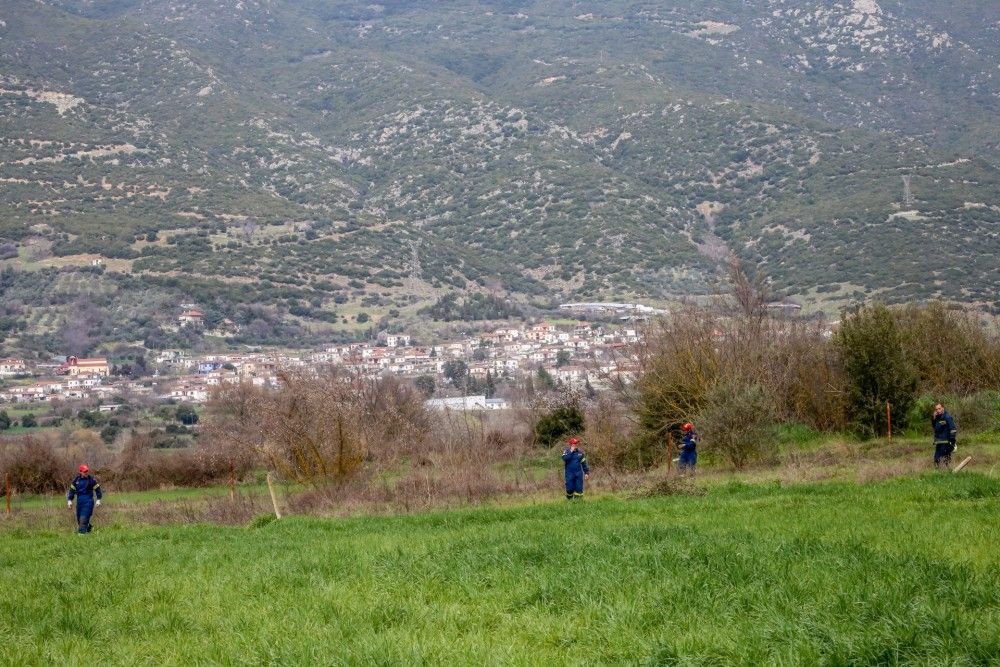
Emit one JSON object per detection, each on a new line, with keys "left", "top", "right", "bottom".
{"left": 58, "top": 356, "right": 110, "bottom": 377}
{"left": 0, "top": 358, "right": 27, "bottom": 377}
{"left": 178, "top": 309, "right": 205, "bottom": 327}
{"left": 425, "top": 395, "right": 509, "bottom": 411}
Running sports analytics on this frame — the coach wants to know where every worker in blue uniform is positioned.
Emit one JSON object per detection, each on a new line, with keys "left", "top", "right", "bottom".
{"left": 931, "top": 403, "right": 957, "bottom": 468}
{"left": 67, "top": 464, "right": 103, "bottom": 533}
{"left": 679, "top": 422, "right": 698, "bottom": 473}
{"left": 562, "top": 437, "right": 590, "bottom": 500}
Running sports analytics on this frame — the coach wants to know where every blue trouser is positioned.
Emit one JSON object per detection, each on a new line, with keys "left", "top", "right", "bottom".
{"left": 76, "top": 498, "right": 94, "bottom": 533}
{"left": 934, "top": 443, "right": 955, "bottom": 467}
{"left": 679, "top": 450, "right": 697, "bottom": 470}
{"left": 565, "top": 472, "right": 584, "bottom": 499}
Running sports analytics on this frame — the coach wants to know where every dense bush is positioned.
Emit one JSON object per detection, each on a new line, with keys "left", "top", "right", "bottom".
{"left": 175, "top": 404, "right": 199, "bottom": 425}
{"left": 0, "top": 437, "right": 72, "bottom": 494}
{"left": 420, "top": 292, "right": 523, "bottom": 322}
{"left": 100, "top": 423, "right": 121, "bottom": 444}
{"left": 534, "top": 404, "right": 585, "bottom": 447}
{"left": 629, "top": 269, "right": 1000, "bottom": 465}
{"left": 836, "top": 304, "right": 918, "bottom": 437}
{"left": 907, "top": 391, "right": 1000, "bottom": 436}
{"left": 696, "top": 382, "right": 778, "bottom": 469}
{"left": 896, "top": 302, "right": 1000, "bottom": 394}
{"left": 109, "top": 435, "right": 248, "bottom": 491}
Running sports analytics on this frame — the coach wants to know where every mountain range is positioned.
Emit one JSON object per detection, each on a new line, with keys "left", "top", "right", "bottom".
{"left": 1, "top": 0, "right": 998, "bottom": 354}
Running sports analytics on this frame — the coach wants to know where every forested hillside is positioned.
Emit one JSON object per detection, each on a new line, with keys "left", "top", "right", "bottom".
{"left": 1, "top": 0, "right": 998, "bottom": 353}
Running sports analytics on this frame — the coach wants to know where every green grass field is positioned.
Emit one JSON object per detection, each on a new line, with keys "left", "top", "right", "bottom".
{"left": 2, "top": 473, "right": 998, "bottom": 665}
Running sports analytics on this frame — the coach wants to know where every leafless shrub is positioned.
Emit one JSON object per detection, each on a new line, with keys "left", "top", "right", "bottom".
{"left": 767, "top": 320, "right": 848, "bottom": 431}
{"left": 202, "top": 494, "right": 267, "bottom": 525}
{"left": 584, "top": 395, "right": 640, "bottom": 469}
{"left": 697, "top": 381, "right": 779, "bottom": 469}
{"left": 627, "top": 261, "right": 854, "bottom": 468}
{"left": 274, "top": 408, "right": 549, "bottom": 515}
{"left": 897, "top": 302, "right": 1000, "bottom": 395}
{"left": 357, "top": 374, "right": 433, "bottom": 453}
{"left": 57, "top": 429, "right": 115, "bottom": 471}
{"left": 203, "top": 371, "right": 359, "bottom": 486}
{"left": 631, "top": 305, "right": 721, "bottom": 441}
{"left": 131, "top": 501, "right": 208, "bottom": 525}
{"left": 199, "top": 368, "right": 562, "bottom": 514}
{"left": 775, "top": 462, "right": 842, "bottom": 485}
{"left": 0, "top": 436, "right": 72, "bottom": 494}
{"left": 106, "top": 433, "right": 249, "bottom": 491}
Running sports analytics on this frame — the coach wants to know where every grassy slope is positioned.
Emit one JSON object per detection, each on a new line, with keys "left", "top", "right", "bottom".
{"left": 2, "top": 474, "right": 998, "bottom": 665}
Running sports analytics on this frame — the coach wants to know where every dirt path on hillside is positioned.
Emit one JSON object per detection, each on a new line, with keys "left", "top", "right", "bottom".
{"left": 694, "top": 201, "right": 730, "bottom": 261}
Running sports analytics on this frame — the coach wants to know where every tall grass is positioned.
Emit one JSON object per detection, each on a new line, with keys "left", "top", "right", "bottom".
{"left": 2, "top": 474, "right": 998, "bottom": 665}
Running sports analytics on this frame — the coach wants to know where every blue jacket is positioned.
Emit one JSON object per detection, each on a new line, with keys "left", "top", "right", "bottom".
{"left": 67, "top": 474, "right": 103, "bottom": 503}
{"left": 562, "top": 448, "right": 589, "bottom": 476}
{"left": 932, "top": 412, "right": 957, "bottom": 444}
{"left": 681, "top": 431, "right": 698, "bottom": 453}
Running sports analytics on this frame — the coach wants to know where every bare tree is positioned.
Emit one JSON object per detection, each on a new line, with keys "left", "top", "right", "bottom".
{"left": 203, "top": 368, "right": 431, "bottom": 488}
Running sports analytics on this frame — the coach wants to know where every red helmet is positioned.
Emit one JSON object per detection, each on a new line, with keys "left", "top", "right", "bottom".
{"left": 681, "top": 423, "right": 693, "bottom": 433}
{"left": 568, "top": 437, "right": 579, "bottom": 445}
{"left": 79, "top": 464, "right": 90, "bottom": 474}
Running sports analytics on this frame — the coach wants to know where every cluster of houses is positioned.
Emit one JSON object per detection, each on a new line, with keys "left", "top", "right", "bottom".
{"left": 0, "top": 322, "right": 640, "bottom": 410}
{"left": 0, "top": 356, "right": 127, "bottom": 403}
{"left": 308, "top": 322, "right": 638, "bottom": 392}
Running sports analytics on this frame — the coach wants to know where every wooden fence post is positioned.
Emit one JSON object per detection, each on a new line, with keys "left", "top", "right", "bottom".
{"left": 266, "top": 473, "right": 282, "bottom": 520}
{"left": 4, "top": 474, "right": 10, "bottom": 518}
{"left": 886, "top": 401, "right": 892, "bottom": 442}
{"left": 953, "top": 456, "right": 972, "bottom": 473}
{"left": 666, "top": 433, "right": 674, "bottom": 474}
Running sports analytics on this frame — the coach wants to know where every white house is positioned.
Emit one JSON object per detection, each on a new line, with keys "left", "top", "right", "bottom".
{"left": 553, "top": 365, "right": 589, "bottom": 387}
{"left": 0, "top": 358, "right": 27, "bottom": 377}
{"left": 425, "top": 395, "right": 489, "bottom": 411}
{"left": 385, "top": 334, "right": 412, "bottom": 348}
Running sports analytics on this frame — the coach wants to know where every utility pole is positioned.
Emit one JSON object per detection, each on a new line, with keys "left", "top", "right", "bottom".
{"left": 901, "top": 175, "right": 913, "bottom": 207}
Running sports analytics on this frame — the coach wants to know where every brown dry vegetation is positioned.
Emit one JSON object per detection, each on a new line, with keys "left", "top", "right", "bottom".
{"left": 0, "top": 431, "right": 243, "bottom": 494}
{"left": 5, "top": 429, "right": 995, "bottom": 531}
{"left": 3, "top": 264, "right": 999, "bottom": 526}
{"left": 628, "top": 261, "right": 1000, "bottom": 469}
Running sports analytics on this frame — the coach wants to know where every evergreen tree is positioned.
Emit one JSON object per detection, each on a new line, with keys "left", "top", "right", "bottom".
{"left": 835, "top": 303, "right": 918, "bottom": 437}
{"left": 534, "top": 404, "right": 585, "bottom": 447}
{"left": 537, "top": 367, "right": 555, "bottom": 391}
{"left": 414, "top": 375, "right": 436, "bottom": 398}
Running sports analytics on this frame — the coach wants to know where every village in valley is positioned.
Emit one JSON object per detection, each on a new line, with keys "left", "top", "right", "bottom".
{"left": 0, "top": 304, "right": 649, "bottom": 412}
